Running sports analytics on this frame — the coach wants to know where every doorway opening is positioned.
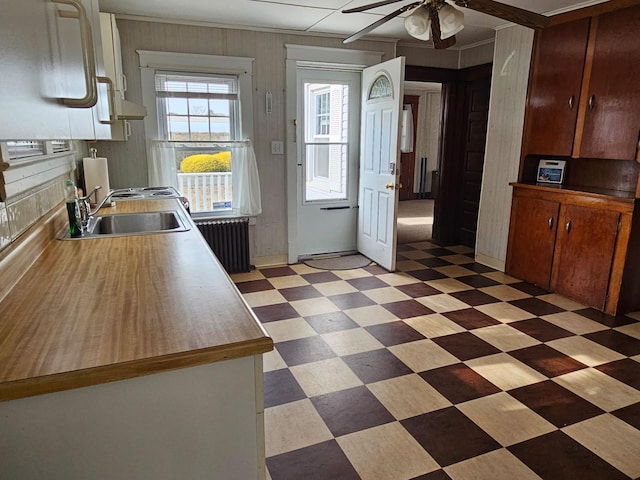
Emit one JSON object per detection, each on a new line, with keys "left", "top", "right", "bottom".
{"left": 397, "top": 81, "right": 442, "bottom": 245}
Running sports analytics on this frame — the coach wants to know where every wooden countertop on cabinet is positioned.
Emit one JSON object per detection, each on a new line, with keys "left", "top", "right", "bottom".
{"left": 0, "top": 198, "right": 273, "bottom": 402}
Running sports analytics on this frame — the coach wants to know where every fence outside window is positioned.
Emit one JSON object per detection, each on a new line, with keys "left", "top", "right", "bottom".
{"left": 177, "top": 171, "right": 232, "bottom": 213}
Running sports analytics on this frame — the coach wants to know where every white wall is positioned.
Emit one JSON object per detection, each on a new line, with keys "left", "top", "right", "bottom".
{"left": 475, "top": 25, "right": 534, "bottom": 270}
{"left": 459, "top": 42, "right": 496, "bottom": 68}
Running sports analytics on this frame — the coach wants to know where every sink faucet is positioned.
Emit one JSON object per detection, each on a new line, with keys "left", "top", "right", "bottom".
{"left": 78, "top": 186, "right": 113, "bottom": 231}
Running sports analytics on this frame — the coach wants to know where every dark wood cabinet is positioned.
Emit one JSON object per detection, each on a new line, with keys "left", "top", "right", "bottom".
{"left": 506, "top": 196, "right": 559, "bottom": 289}
{"left": 507, "top": 4, "right": 640, "bottom": 315}
{"left": 522, "top": 19, "right": 590, "bottom": 157}
{"left": 577, "top": 7, "right": 640, "bottom": 160}
{"left": 522, "top": 5, "right": 640, "bottom": 162}
{"left": 506, "top": 184, "right": 640, "bottom": 315}
{"left": 552, "top": 204, "right": 619, "bottom": 310}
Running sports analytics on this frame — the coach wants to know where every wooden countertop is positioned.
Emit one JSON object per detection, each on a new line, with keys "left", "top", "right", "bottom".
{"left": 0, "top": 199, "right": 273, "bottom": 402}
{"left": 510, "top": 182, "right": 637, "bottom": 214}
{"left": 510, "top": 182, "right": 637, "bottom": 202}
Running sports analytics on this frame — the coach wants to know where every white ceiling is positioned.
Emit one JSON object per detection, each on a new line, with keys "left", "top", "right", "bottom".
{"left": 98, "top": 0, "right": 604, "bottom": 48}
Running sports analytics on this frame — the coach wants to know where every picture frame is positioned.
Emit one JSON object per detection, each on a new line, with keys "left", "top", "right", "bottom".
{"left": 537, "top": 159, "right": 566, "bottom": 184}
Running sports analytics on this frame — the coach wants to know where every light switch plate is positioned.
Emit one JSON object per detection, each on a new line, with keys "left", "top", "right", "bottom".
{"left": 271, "top": 141, "right": 284, "bottom": 155}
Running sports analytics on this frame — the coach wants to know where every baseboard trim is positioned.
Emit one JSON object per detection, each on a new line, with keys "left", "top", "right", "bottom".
{"left": 474, "top": 252, "right": 505, "bottom": 272}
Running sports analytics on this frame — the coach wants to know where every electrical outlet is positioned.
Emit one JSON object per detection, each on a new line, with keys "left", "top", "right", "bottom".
{"left": 271, "top": 141, "right": 284, "bottom": 155}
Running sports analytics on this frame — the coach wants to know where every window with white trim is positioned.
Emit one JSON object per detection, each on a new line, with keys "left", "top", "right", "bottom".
{"left": 155, "top": 72, "right": 241, "bottom": 142}
{"left": 139, "top": 51, "right": 255, "bottom": 215}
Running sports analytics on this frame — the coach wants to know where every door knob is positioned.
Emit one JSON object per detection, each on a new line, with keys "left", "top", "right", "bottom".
{"left": 385, "top": 183, "right": 394, "bottom": 189}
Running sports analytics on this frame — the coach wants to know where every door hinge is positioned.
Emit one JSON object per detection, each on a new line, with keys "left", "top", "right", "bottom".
{"left": 617, "top": 220, "right": 622, "bottom": 233}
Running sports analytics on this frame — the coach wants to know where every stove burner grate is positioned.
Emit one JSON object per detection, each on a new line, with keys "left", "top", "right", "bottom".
{"left": 111, "top": 192, "right": 143, "bottom": 198}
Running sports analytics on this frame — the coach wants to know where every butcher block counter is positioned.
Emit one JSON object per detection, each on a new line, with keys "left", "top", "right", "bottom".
{"left": 0, "top": 197, "right": 273, "bottom": 480}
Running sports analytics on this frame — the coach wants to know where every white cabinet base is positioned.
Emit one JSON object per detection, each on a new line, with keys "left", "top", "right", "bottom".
{"left": 0, "top": 356, "right": 266, "bottom": 480}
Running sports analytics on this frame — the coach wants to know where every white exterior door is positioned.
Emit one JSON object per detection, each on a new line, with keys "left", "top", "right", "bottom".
{"left": 295, "top": 68, "right": 361, "bottom": 258}
{"left": 357, "top": 57, "right": 405, "bottom": 271}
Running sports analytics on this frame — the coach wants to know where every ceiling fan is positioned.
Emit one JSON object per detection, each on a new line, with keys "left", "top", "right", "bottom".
{"left": 342, "top": 0, "right": 550, "bottom": 48}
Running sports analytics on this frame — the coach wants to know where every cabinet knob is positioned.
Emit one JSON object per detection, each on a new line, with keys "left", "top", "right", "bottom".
{"left": 548, "top": 217, "right": 554, "bottom": 229}
{"left": 588, "top": 95, "right": 596, "bottom": 110}
{"left": 566, "top": 221, "right": 572, "bottom": 233}
{"left": 568, "top": 96, "right": 575, "bottom": 110}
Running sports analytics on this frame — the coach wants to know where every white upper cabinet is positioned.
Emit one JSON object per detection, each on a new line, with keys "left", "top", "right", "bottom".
{"left": 0, "top": 0, "right": 110, "bottom": 141}
{"left": 99, "top": 13, "right": 147, "bottom": 141}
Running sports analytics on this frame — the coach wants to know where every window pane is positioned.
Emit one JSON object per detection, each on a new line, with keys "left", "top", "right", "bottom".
{"left": 188, "top": 98, "right": 209, "bottom": 116}
{"left": 167, "top": 98, "right": 188, "bottom": 115}
{"left": 211, "top": 118, "right": 231, "bottom": 140}
{"left": 167, "top": 116, "right": 189, "bottom": 141}
{"left": 209, "top": 99, "right": 229, "bottom": 116}
{"left": 304, "top": 83, "right": 349, "bottom": 143}
{"left": 304, "top": 144, "right": 348, "bottom": 202}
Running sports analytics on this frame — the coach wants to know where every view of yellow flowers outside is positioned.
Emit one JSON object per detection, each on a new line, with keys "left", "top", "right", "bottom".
{"left": 178, "top": 151, "right": 232, "bottom": 212}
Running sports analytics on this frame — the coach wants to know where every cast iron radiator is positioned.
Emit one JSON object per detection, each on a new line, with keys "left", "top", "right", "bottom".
{"left": 196, "top": 218, "right": 251, "bottom": 274}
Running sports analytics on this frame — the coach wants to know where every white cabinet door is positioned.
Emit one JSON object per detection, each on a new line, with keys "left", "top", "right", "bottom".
{"left": 0, "top": 0, "right": 72, "bottom": 140}
{"left": 0, "top": 0, "right": 110, "bottom": 141}
{"left": 56, "top": 0, "right": 111, "bottom": 140}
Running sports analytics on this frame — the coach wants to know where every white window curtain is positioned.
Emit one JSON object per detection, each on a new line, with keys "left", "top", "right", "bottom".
{"left": 148, "top": 139, "right": 262, "bottom": 217}
{"left": 148, "top": 141, "right": 178, "bottom": 189}
{"left": 231, "top": 141, "right": 262, "bottom": 216}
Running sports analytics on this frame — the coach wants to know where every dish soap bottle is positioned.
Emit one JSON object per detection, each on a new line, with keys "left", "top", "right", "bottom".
{"left": 65, "top": 179, "right": 82, "bottom": 238}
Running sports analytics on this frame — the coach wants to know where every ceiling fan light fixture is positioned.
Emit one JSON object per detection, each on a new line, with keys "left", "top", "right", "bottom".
{"left": 404, "top": 6, "right": 431, "bottom": 41}
{"left": 438, "top": 3, "right": 464, "bottom": 40}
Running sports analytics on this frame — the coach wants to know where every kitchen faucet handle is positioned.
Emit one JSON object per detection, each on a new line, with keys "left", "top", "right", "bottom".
{"left": 79, "top": 185, "right": 102, "bottom": 203}
{"left": 77, "top": 186, "right": 102, "bottom": 231}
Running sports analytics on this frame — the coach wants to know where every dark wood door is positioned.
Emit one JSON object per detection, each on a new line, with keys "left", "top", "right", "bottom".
{"left": 522, "top": 18, "right": 590, "bottom": 157}
{"left": 399, "top": 95, "right": 420, "bottom": 201}
{"left": 458, "top": 76, "right": 490, "bottom": 247}
{"left": 506, "top": 196, "right": 559, "bottom": 289}
{"left": 578, "top": 5, "right": 640, "bottom": 160}
{"left": 552, "top": 204, "right": 619, "bottom": 310}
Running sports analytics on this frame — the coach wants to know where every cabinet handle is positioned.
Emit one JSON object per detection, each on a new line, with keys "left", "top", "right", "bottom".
{"left": 588, "top": 95, "right": 596, "bottom": 110}
{"left": 125, "top": 120, "right": 132, "bottom": 139}
{"left": 97, "top": 76, "right": 116, "bottom": 124}
{"left": 53, "top": 0, "right": 98, "bottom": 109}
{"left": 568, "top": 96, "right": 575, "bottom": 110}
{"left": 566, "top": 221, "right": 572, "bottom": 233}
{"left": 548, "top": 217, "right": 554, "bottom": 229}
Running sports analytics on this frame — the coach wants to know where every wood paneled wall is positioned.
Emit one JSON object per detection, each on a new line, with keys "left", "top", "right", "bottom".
{"left": 475, "top": 26, "right": 534, "bottom": 270}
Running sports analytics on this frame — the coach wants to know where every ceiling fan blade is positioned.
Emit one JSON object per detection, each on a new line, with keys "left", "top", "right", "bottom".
{"left": 453, "top": 0, "right": 549, "bottom": 29}
{"left": 428, "top": 6, "right": 456, "bottom": 49}
{"left": 342, "top": 0, "right": 407, "bottom": 14}
{"left": 343, "top": 2, "right": 421, "bottom": 44}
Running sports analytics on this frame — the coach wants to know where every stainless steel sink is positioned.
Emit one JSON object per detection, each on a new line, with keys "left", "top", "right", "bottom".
{"left": 62, "top": 210, "right": 190, "bottom": 239}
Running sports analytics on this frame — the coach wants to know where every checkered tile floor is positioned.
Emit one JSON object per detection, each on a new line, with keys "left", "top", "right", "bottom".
{"left": 231, "top": 241, "right": 640, "bottom": 480}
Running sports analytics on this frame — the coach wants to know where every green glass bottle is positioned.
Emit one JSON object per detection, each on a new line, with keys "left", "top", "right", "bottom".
{"left": 65, "top": 179, "right": 82, "bottom": 238}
